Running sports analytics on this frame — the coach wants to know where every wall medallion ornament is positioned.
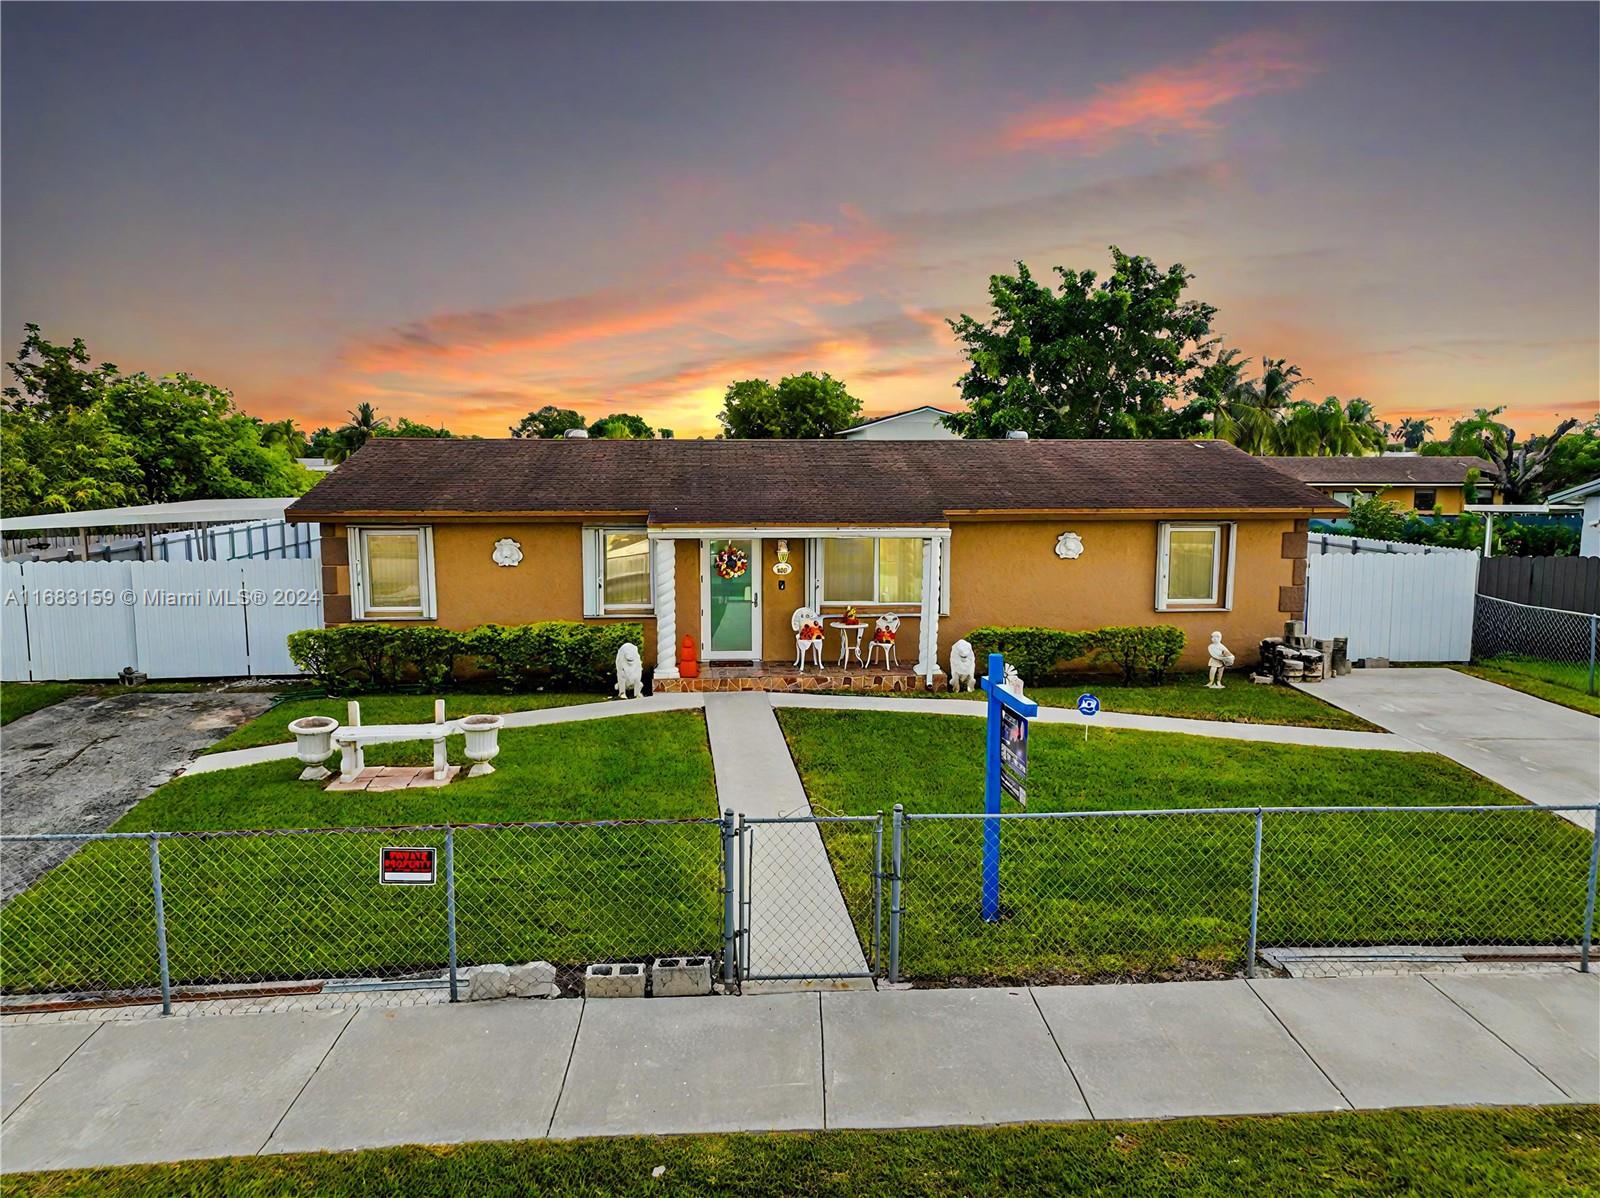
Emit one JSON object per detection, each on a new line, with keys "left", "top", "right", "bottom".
{"left": 772, "top": 538, "right": 794, "bottom": 576}
{"left": 492, "top": 538, "right": 524, "bottom": 567}
{"left": 1054, "top": 532, "right": 1085, "bottom": 560}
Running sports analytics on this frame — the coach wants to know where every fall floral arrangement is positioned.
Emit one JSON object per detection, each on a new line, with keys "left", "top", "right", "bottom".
{"left": 713, "top": 545, "right": 749, "bottom": 580}
{"left": 798, "top": 621, "right": 824, "bottom": 641}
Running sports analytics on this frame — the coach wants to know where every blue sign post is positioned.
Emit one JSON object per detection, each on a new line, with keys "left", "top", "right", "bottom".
{"left": 979, "top": 652, "right": 1038, "bottom": 922}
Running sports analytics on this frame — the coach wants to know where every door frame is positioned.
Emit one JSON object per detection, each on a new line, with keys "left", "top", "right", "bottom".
{"left": 700, "top": 537, "right": 763, "bottom": 661}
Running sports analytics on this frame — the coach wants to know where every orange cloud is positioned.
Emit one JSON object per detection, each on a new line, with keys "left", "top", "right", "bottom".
{"left": 724, "top": 208, "right": 892, "bottom": 284}
{"left": 1002, "top": 31, "right": 1316, "bottom": 152}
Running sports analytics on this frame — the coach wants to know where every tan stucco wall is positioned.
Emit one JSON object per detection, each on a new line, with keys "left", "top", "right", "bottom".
{"left": 942, "top": 517, "right": 1300, "bottom": 671}
{"left": 1310, "top": 483, "right": 1481, "bottom": 515}
{"left": 320, "top": 515, "right": 1307, "bottom": 675}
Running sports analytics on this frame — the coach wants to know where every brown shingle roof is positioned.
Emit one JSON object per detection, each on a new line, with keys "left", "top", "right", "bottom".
{"left": 288, "top": 438, "right": 1336, "bottom": 524}
{"left": 1260, "top": 455, "right": 1494, "bottom": 486}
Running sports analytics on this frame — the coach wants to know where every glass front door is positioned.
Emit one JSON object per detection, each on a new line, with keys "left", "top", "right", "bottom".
{"left": 707, "top": 539, "right": 758, "bottom": 658}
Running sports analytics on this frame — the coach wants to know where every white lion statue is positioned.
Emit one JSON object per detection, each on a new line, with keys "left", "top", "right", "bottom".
{"left": 615, "top": 642, "right": 644, "bottom": 699}
{"left": 949, "top": 639, "right": 977, "bottom": 692}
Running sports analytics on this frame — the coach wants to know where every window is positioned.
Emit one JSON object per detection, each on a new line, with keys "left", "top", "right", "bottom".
{"left": 351, "top": 527, "right": 435, "bottom": 619}
{"left": 1413, "top": 489, "right": 1437, "bottom": 512}
{"left": 1156, "top": 522, "right": 1233, "bottom": 610}
{"left": 1331, "top": 491, "right": 1358, "bottom": 509}
{"left": 585, "top": 527, "right": 654, "bottom": 616}
{"left": 821, "top": 537, "right": 924, "bottom": 604}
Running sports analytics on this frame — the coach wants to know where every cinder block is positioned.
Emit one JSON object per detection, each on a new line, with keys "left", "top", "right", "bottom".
{"left": 585, "top": 962, "right": 646, "bottom": 998}
{"left": 651, "top": 956, "right": 713, "bottom": 998}
{"left": 510, "top": 961, "right": 560, "bottom": 998}
{"left": 466, "top": 964, "right": 511, "bottom": 1001}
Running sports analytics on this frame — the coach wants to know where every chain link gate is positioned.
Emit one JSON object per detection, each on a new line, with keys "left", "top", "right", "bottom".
{"left": 735, "top": 813, "right": 883, "bottom": 984}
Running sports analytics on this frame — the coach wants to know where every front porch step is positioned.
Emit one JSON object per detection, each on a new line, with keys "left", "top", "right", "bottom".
{"left": 656, "top": 666, "right": 933, "bottom": 694}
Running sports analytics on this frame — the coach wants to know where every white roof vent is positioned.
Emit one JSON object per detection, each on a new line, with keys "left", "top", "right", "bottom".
{"left": 1004, "top": 430, "right": 1029, "bottom": 440}
{"left": 564, "top": 428, "right": 590, "bottom": 439}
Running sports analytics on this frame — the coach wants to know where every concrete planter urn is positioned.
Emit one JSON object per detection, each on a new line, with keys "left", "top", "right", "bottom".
{"left": 460, "top": 713, "right": 504, "bottom": 777}
{"left": 287, "top": 715, "right": 338, "bottom": 781}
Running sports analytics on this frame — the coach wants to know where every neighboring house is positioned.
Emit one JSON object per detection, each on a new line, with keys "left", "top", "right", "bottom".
{"left": 1259, "top": 455, "right": 1498, "bottom": 514}
{"left": 1547, "top": 477, "right": 1600, "bottom": 557}
{"left": 296, "top": 457, "right": 338, "bottom": 473}
{"left": 836, "top": 405, "right": 958, "bottom": 440}
{"left": 286, "top": 439, "right": 1338, "bottom": 682}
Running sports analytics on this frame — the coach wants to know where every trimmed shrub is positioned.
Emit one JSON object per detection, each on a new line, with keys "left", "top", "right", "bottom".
{"left": 466, "top": 622, "right": 639, "bottom": 692}
{"left": 963, "top": 623, "right": 1188, "bottom": 684}
{"left": 287, "top": 621, "right": 640, "bottom": 693}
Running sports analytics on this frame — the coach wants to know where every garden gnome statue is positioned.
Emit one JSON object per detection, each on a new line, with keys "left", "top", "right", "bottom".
{"left": 615, "top": 642, "right": 644, "bottom": 699}
{"left": 948, "top": 639, "right": 976, "bottom": 692}
{"left": 1206, "top": 631, "right": 1236, "bottom": 689}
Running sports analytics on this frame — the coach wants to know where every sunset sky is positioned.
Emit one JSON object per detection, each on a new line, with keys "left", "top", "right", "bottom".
{"left": 4, "top": 3, "right": 1597, "bottom": 439}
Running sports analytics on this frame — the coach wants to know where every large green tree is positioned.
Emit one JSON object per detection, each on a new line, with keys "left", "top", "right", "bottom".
{"left": 2, "top": 325, "right": 312, "bottom": 516}
{"left": 716, "top": 372, "right": 862, "bottom": 438}
{"left": 1276, "top": 397, "right": 1387, "bottom": 457}
{"left": 588, "top": 412, "right": 655, "bottom": 439}
{"left": 509, "top": 405, "right": 585, "bottom": 438}
{"left": 943, "top": 249, "right": 1217, "bottom": 439}
{"left": 1538, "top": 417, "right": 1600, "bottom": 496}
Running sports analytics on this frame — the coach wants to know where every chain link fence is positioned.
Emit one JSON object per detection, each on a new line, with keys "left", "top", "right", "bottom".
{"left": 738, "top": 815, "right": 881, "bottom": 982}
{"left": 1473, "top": 593, "right": 1599, "bottom": 696}
{"left": 5, "top": 803, "right": 1595, "bottom": 1006}
{"left": 891, "top": 803, "right": 1600, "bottom": 984}
{"left": 1, "top": 818, "right": 725, "bottom": 1008}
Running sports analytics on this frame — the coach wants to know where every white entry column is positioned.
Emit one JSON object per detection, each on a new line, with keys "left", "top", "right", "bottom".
{"left": 914, "top": 536, "right": 944, "bottom": 687}
{"left": 652, "top": 537, "right": 678, "bottom": 679}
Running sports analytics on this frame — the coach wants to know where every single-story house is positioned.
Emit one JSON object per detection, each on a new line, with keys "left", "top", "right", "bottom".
{"left": 1545, "top": 477, "right": 1600, "bottom": 557}
{"left": 285, "top": 438, "right": 1341, "bottom": 684}
{"left": 836, "top": 405, "right": 958, "bottom": 440}
{"left": 1260, "top": 455, "right": 1498, "bottom": 514}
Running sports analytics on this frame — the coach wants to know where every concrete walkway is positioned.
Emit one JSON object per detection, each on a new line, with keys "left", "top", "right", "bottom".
{"left": 181, "top": 691, "right": 708, "bottom": 775}
{"left": 704, "top": 693, "right": 869, "bottom": 982}
{"left": 3, "top": 971, "right": 1593, "bottom": 1171}
{"left": 770, "top": 692, "right": 1413, "bottom": 751}
{"left": 1297, "top": 669, "right": 1600, "bottom": 830}
{"left": 184, "top": 686, "right": 1418, "bottom": 777}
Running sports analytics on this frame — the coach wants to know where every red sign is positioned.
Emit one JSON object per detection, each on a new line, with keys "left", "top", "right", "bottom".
{"left": 380, "top": 846, "right": 437, "bottom": 885}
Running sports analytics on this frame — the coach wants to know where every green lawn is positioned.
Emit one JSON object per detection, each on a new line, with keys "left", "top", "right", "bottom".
{"left": 780, "top": 709, "right": 1593, "bottom": 983}
{"left": 0, "top": 711, "right": 720, "bottom": 994}
{"left": 202, "top": 691, "right": 607, "bottom": 753}
{"left": 9, "top": 1108, "right": 1597, "bottom": 1198}
{"left": 1460, "top": 657, "right": 1600, "bottom": 717}
{"left": 0, "top": 682, "right": 86, "bottom": 725}
{"left": 867, "top": 674, "right": 1376, "bottom": 731}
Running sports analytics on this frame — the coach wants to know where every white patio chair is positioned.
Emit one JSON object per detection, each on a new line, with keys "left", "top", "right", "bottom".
{"left": 864, "top": 613, "right": 900, "bottom": 670}
{"left": 792, "top": 606, "right": 824, "bottom": 669}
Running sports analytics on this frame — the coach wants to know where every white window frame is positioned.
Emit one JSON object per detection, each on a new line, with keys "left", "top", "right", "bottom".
{"left": 819, "top": 536, "right": 926, "bottom": 606}
{"left": 1155, "top": 522, "right": 1235, "bottom": 611}
{"left": 350, "top": 526, "right": 436, "bottom": 620}
{"left": 584, "top": 526, "right": 654, "bottom": 618}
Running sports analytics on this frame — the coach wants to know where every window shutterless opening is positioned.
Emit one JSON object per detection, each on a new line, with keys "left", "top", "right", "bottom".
{"left": 1155, "top": 522, "right": 1235, "bottom": 611}
{"left": 350, "top": 526, "right": 436, "bottom": 620}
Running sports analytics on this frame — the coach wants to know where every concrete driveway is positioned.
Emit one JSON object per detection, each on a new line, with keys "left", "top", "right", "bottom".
{"left": 1, "top": 690, "right": 274, "bottom": 897}
{"left": 1299, "top": 669, "right": 1600, "bottom": 830}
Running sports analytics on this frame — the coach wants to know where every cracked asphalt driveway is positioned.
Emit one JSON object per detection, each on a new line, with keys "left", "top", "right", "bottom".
{"left": 1, "top": 690, "right": 274, "bottom": 898}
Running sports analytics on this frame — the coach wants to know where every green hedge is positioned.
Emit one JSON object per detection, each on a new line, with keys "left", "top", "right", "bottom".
{"left": 965, "top": 623, "right": 1187, "bottom": 684}
{"left": 286, "top": 621, "right": 642, "bottom": 693}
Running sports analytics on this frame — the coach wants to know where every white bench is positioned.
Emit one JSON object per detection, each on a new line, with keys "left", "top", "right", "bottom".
{"left": 333, "top": 698, "right": 476, "bottom": 783}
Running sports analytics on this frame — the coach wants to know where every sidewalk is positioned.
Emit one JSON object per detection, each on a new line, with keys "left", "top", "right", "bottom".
{"left": 1297, "top": 669, "right": 1600, "bottom": 830}
{"left": 3, "top": 972, "right": 1593, "bottom": 1172}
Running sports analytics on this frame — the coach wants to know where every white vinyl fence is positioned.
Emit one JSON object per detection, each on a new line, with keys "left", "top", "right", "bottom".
{"left": 1304, "top": 542, "right": 1478, "bottom": 662}
{"left": 2, "top": 557, "right": 322, "bottom": 681}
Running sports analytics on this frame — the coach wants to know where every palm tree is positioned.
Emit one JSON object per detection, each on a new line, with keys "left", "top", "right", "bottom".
{"left": 258, "top": 417, "right": 308, "bottom": 458}
{"left": 1274, "top": 397, "right": 1386, "bottom": 457}
{"left": 1187, "top": 344, "right": 1249, "bottom": 440}
{"left": 1397, "top": 416, "right": 1433, "bottom": 451}
{"left": 1217, "top": 357, "right": 1309, "bottom": 454}
{"left": 329, "top": 402, "right": 388, "bottom": 462}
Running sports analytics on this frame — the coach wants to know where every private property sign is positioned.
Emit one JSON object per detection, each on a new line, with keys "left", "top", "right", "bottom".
{"left": 379, "top": 846, "right": 437, "bottom": 885}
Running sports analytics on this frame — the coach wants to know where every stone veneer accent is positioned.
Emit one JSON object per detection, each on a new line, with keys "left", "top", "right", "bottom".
{"left": 1277, "top": 518, "right": 1309, "bottom": 617}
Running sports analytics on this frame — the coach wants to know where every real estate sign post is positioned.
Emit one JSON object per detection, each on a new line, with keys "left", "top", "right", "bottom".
{"left": 980, "top": 652, "right": 1038, "bottom": 922}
